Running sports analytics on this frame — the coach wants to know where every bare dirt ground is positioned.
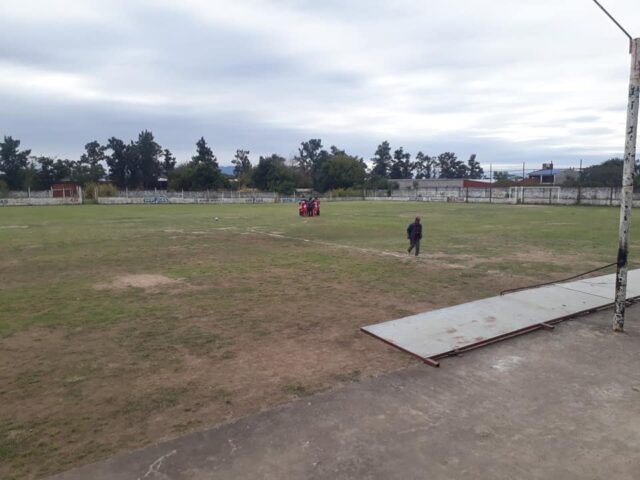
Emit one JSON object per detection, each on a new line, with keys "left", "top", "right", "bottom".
{"left": 95, "top": 274, "right": 182, "bottom": 290}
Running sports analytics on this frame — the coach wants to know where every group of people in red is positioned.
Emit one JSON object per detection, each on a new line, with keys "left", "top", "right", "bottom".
{"left": 298, "top": 197, "right": 320, "bottom": 217}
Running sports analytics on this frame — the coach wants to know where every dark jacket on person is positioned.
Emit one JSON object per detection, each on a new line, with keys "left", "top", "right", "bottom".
{"left": 407, "top": 222, "right": 423, "bottom": 241}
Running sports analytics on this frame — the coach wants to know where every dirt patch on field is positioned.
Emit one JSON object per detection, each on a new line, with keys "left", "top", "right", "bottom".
{"left": 20, "top": 244, "right": 43, "bottom": 250}
{"left": 95, "top": 274, "right": 181, "bottom": 291}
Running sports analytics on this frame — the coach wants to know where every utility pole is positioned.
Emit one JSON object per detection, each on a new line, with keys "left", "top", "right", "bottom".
{"left": 578, "top": 159, "right": 582, "bottom": 205}
{"left": 613, "top": 37, "right": 639, "bottom": 332}
{"left": 592, "top": 1, "right": 640, "bottom": 331}
{"left": 489, "top": 164, "right": 493, "bottom": 203}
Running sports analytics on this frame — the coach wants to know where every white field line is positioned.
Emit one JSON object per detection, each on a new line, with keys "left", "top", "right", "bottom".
{"left": 245, "top": 227, "right": 426, "bottom": 261}
{"left": 162, "top": 224, "right": 462, "bottom": 266}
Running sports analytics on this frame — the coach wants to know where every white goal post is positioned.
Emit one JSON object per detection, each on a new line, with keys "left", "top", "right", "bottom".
{"left": 508, "top": 186, "right": 561, "bottom": 205}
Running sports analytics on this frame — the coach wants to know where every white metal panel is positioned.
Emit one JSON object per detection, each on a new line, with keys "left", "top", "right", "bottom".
{"left": 555, "top": 269, "right": 640, "bottom": 299}
{"left": 362, "top": 269, "right": 640, "bottom": 361}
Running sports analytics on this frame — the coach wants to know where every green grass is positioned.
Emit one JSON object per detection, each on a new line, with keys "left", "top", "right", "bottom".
{"left": 0, "top": 201, "right": 637, "bottom": 479}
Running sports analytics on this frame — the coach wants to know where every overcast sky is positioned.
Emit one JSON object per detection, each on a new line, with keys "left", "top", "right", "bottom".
{"left": 1, "top": 0, "right": 638, "bottom": 172}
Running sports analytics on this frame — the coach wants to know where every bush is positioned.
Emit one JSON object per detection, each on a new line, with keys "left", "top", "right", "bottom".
{"left": 168, "top": 164, "right": 226, "bottom": 191}
{"left": 84, "top": 182, "right": 118, "bottom": 199}
{"left": 0, "top": 179, "right": 8, "bottom": 198}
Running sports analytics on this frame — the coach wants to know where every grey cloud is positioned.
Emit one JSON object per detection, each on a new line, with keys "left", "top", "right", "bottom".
{"left": 573, "top": 126, "right": 619, "bottom": 135}
{"left": 1, "top": 92, "right": 309, "bottom": 163}
{"left": 1, "top": 0, "right": 638, "bottom": 172}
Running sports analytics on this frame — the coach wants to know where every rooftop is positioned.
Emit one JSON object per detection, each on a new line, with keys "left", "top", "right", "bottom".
{"left": 528, "top": 168, "right": 573, "bottom": 176}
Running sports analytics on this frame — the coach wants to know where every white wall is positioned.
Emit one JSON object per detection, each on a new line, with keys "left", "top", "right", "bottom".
{"left": 0, "top": 197, "right": 81, "bottom": 206}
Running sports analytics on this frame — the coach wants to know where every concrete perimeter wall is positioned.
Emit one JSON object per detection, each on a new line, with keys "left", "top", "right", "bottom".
{"left": 3, "top": 186, "right": 640, "bottom": 207}
{"left": 365, "top": 186, "right": 640, "bottom": 207}
{"left": 1, "top": 187, "right": 83, "bottom": 206}
{"left": 0, "top": 197, "right": 82, "bottom": 207}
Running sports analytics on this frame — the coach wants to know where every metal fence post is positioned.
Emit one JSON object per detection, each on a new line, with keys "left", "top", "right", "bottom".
{"left": 577, "top": 159, "right": 582, "bottom": 205}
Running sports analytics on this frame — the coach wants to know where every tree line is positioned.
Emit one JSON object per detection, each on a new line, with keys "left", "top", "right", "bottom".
{"left": 0, "top": 133, "right": 489, "bottom": 194}
{"left": 491, "top": 159, "right": 639, "bottom": 188}
{"left": 565, "top": 158, "right": 640, "bottom": 189}
{"left": 2, "top": 133, "right": 635, "bottom": 194}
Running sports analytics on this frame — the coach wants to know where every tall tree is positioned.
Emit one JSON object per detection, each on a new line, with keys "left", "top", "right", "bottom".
{"left": 80, "top": 141, "right": 106, "bottom": 167}
{"left": 35, "top": 156, "right": 56, "bottom": 189}
{"left": 106, "top": 137, "right": 129, "bottom": 188}
{"left": 0, "top": 136, "right": 31, "bottom": 189}
{"left": 315, "top": 152, "right": 366, "bottom": 192}
{"left": 414, "top": 152, "right": 438, "bottom": 179}
{"left": 169, "top": 162, "right": 226, "bottom": 191}
{"left": 466, "top": 154, "right": 484, "bottom": 179}
{"left": 22, "top": 160, "right": 40, "bottom": 190}
{"left": 135, "top": 130, "right": 162, "bottom": 188}
{"left": 168, "top": 139, "right": 224, "bottom": 191}
{"left": 578, "top": 158, "right": 627, "bottom": 187}
{"left": 192, "top": 137, "right": 218, "bottom": 166}
{"left": 231, "top": 149, "right": 252, "bottom": 187}
{"left": 251, "top": 154, "right": 295, "bottom": 194}
{"left": 74, "top": 141, "right": 107, "bottom": 184}
{"left": 390, "top": 147, "right": 414, "bottom": 179}
{"left": 189, "top": 162, "right": 226, "bottom": 190}
{"left": 231, "top": 149, "right": 252, "bottom": 176}
{"left": 161, "top": 149, "right": 176, "bottom": 177}
{"left": 35, "top": 156, "right": 70, "bottom": 189}
{"left": 371, "top": 141, "right": 392, "bottom": 178}
{"left": 493, "top": 171, "right": 511, "bottom": 182}
{"left": 438, "top": 152, "right": 468, "bottom": 178}
{"left": 295, "top": 139, "right": 329, "bottom": 190}
{"left": 295, "top": 139, "right": 326, "bottom": 174}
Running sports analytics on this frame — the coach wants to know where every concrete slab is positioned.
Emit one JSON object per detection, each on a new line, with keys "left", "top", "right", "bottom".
{"left": 49, "top": 306, "right": 640, "bottom": 480}
{"left": 362, "top": 269, "right": 640, "bottom": 364}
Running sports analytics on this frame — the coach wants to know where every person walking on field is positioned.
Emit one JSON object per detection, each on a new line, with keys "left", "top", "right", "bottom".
{"left": 407, "top": 216, "right": 423, "bottom": 256}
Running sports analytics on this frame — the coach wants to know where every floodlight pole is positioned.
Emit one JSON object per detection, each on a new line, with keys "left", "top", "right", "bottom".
{"left": 613, "top": 37, "right": 640, "bottom": 332}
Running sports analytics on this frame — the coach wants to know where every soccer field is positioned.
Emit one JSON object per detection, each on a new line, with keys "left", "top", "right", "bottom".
{"left": 0, "top": 201, "right": 636, "bottom": 479}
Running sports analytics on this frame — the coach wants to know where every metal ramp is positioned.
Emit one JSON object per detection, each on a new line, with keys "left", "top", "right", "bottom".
{"left": 362, "top": 269, "right": 640, "bottom": 367}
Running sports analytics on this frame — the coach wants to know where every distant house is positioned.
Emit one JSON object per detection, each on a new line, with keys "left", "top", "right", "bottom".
{"left": 295, "top": 188, "right": 313, "bottom": 197}
{"left": 527, "top": 163, "right": 579, "bottom": 185}
{"left": 52, "top": 181, "right": 80, "bottom": 198}
{"left": 462, "top": 179, "right": 494, "bottom": 188}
